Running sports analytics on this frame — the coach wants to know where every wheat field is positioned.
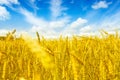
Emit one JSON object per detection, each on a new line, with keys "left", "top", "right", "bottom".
{"left": 0, "top": 31, "right": 120, "bottom": 80}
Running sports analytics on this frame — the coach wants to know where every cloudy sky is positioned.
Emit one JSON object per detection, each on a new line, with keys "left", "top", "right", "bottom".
{"left": 0, "top": 0, "right": 120, "bottom": 38}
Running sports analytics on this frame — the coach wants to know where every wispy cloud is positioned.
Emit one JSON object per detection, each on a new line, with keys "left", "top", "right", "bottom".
{"left": 85, "top": 10, "right": 120, "bottom": 35}
{"left": 0, "top": 0, "right": 19, "bottom": 5}
{"left": 27, "top": 0, "right": 39, "bottom": 12}
{"left": 20, "top": 8, "right": 69, "bottom": 27}
{"left": 20, "top": 8, "right": 47, "bottom": 27}
{"left": 50, "top": 0, "right": 67, "bottom": 19}
{"left": 92, "top": 1, "right": 112, "bottom": 9}
{"left": 0, "top": 6, "right": 10, "bottom": 20}
{"left": 100, "top": 11, "right": 120, "bottom": 31}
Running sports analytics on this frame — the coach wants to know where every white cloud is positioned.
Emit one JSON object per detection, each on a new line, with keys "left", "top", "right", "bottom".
{"left": 92, "top": 1, "right": 112, "bottom": 9}
{"left": 61, "top": 18, "right": 89, "bottom": 37}
{"left": 0, "top": 6, "right": 10, "bottom": 20}
{"left": 49, "top": 17, "right": 70, "bottom": 28}
{"left": 80, "top": 25, "right": 92, "bottom": 32}
{"left": 70, "top": 18, "right": 87, "bottom": 28}
{"left": 50, "top": 0, "right": 67, "bottom": 19}
{"left": 0, "top": 0, "right": 19, "bottom": 5}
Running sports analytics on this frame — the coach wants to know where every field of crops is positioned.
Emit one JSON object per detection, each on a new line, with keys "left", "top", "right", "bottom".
{"left": 0, "top": 31, "right": 120, "bottom": 80}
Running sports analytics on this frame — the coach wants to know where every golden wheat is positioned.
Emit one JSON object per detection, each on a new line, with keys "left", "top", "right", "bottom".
{"left": 0, "top": 31, "right": 120, "bottom": 80}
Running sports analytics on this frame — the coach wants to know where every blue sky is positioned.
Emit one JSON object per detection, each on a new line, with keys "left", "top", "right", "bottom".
{"left": 0, "top": 0, "right": 120, "bottom": 38}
